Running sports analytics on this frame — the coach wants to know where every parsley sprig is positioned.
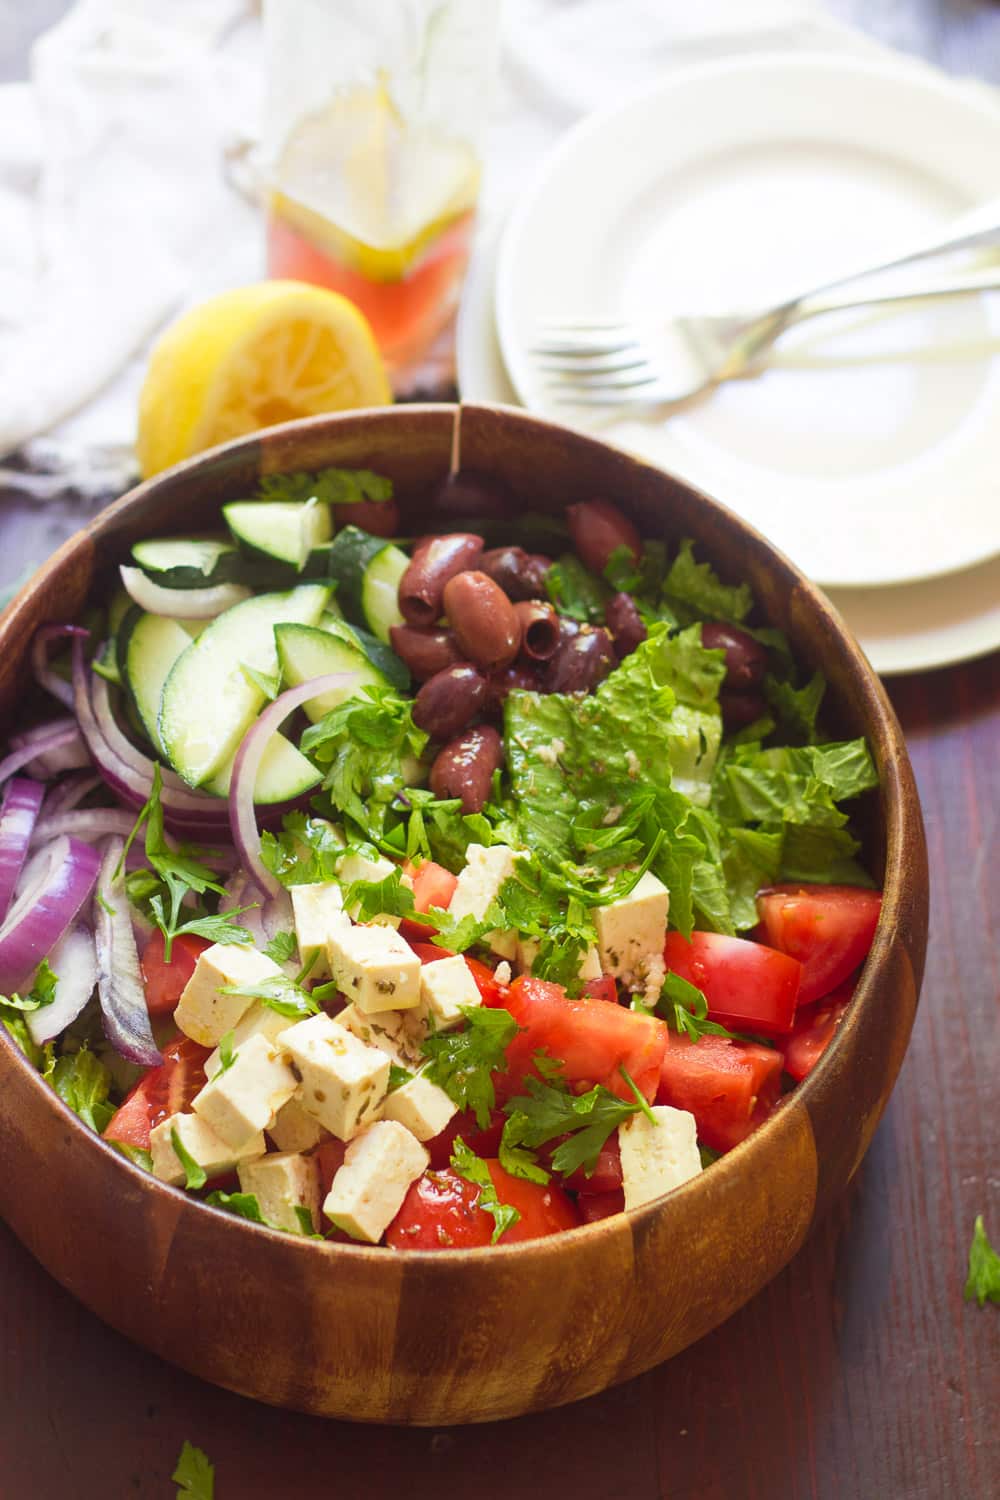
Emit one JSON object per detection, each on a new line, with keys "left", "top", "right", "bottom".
{"left": 451, "top": 1138, "right": 520, "bottom": 1244}
{"left": 172, "top": 1440, "right": 215, "bottom": 1500}
{"left": 965, "top": 1215, "right": 1000, "bottom": 1307}
{"left": 657, "top": 969, "right": 743, "bottom": 1042}
{"left": 499, "top": 1064, "right": 654, "bottom": 1183}
{"left": 121, "top": 766, "right": 254, "bottom": 959}
{"left": 218, "top": 973, "right": 320, "bottom": 1021}
{"left": 423, "top": 1006, "right": 519, "bottom": 1127}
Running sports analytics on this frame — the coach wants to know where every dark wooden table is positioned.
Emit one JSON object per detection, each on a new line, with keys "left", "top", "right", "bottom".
{"left": 1, "top": 5, "right": 998, "bottom": 1498}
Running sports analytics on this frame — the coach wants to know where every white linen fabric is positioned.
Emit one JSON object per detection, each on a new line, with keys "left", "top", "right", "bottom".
{"left": 0, "top": 0, "right": 987, "bottom": 469}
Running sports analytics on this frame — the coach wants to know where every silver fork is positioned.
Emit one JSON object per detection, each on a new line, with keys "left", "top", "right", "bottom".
{"left": 532, "top": 196, "right": 1000, "bottom": 407}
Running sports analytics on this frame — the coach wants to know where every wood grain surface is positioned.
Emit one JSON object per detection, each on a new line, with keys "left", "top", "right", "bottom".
{"left": 1, "top": 3, "right": 998, "bottom": 1496}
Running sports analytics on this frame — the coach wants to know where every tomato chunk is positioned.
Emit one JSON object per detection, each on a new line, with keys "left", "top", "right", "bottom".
{"left": 576, "top": 1189, "right": 625, "bottom": 1224}
{"left": 582, "top": 975, "right": 618, "bottom": 1005}
{"left": 502, "top": 975, "right": 668, "bottom": 1103}
{"left": 425, "top": 1108, "right": 506, "bottom": 1170}
{"left": 310, "top": 1139, "right": 348, "bottom": 1199}
{"left": 656, "top": 1031, "right": 783, "bottom": 1154}
{"left": 103, "top": 1036, "right": 210, "bottom": 1150}
{"left": 408, "top": 859, "right": 458, "bottom": 914}
{"left": 756, "top": 883, "right": 881, "bottom": 1005}
{"left": 140, "top": 931, "right": 211, "bottom": 1017}
{"left": 557, "top": 1133, "right": 623, "bottom": 1194}
{"left": 782, "top": 980, "right": 854, "bottom": 1081}
{"left": 406, "top": 941, "right": 455, "bottom": 964}
{"left": 663, "top": 930, "right": 801, "bottom": 1036}
{"left": 465, "top": 955, "right": 510, "bottom": 1009}
{"left": 385, "top": 1161, "right": 580, "bottom": 1249}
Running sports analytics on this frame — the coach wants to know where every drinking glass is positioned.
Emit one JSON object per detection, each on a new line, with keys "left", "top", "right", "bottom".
{"left": 262, "top": 0, "right": 499, "bottom": 380}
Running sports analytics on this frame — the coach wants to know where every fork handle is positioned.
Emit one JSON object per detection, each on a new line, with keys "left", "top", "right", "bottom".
{"left": 791, "top": 264, "right": 1000, "bottom": 324}
{"left": 783, "top": 194, "right": 1000, "bottom": 314}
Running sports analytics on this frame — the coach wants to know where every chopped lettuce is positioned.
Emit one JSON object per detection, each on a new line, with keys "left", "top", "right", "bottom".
{"left": 44, "top": 1046, "right": 115, "bottom": 1134}
{"left": 661, "top": 538, "right": 753, "bottom": 625}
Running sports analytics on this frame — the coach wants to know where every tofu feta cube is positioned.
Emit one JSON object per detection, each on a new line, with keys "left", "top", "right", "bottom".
{"left": 268, "top": 1096, "right": 331, "bottom": 1154}
{"left": 515, "top": 938, "right": 602, "bottom": 981}
{"left": 619, "top": 1105, "right": 702, "bottom": 1211}
{"left": 450, "top": 843, "right": 520, "bottom": 958}
{"left": 593, "top": 871, "right": 670, "bottom": 981}
{"left": 334, "top": 1003, "right": 427, "bottom": 1068}
{"left": 419, "top": 954, "right": 482, "bottom": 1031}
{"left": 290, "top": 882, "right": 349, "bottom": 980}
{"left": 336, "top": 852, "right": 403, "bottom": 926}
{"left": 381, "top": 1070, "right": 457, "bottom": 1141}
{"left": 203, "top": 1000, "right": 290, "bottom": 1080}
{"left": 277, "top": 1012, "right": 390, "bottom": 1139}
{"left": 327, "top": 923, "right": 421, "bottom": 1013}
{"left": 324, "top": 1119, "right": 428, "bottom": 1243}
{"left": 174, "top": 942, "right": 283, "bottom": 1047}
{"left": 237, "top": 1151, "right": 321, "bottom": 1233}
{"left": 149, "top": 1110, "right": 265, "bottom": 1187}
{"left": 191, "top": 1032, "right": 298, "bottom": 1150}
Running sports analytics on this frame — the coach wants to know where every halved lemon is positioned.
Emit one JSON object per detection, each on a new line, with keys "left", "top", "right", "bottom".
{"left": 136, "top": 280, "right": 392, "bottom": 478}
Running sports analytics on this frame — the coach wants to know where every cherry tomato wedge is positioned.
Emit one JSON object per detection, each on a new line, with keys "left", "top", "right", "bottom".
{"left": 663, "top": 930, "right": 802, "bottom": 1036}
{"left": 103, "top": 1036, "right": 210, "bottom": 1150}
{"left": 656, "top": 1031, "right": 783, "bottom": 1154}
{"left": 140, "top": 931, "right": 211, "bottom": 1017}
{"left": 406, "top": 941, "right": 455, "bottom": 964}
{"left": 502, "top": 975, "right": 668, "bottom": 1103}
{"left": 782, "top": 980, "right": 854, "bottom": 1081}
{"left": 385, "top": 1161, "right": 580, "bottom": 1249}
{"left": 755, "top": 883, "right": 881, "bottom": 1005}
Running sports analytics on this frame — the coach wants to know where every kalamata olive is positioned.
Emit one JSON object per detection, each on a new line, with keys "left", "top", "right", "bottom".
{"left": 605, "top": 591, "right": 647, "bottom": 660}
{"left": 514, "top": 600, "right": 560, "bottom": 662}
{"left": 442, "top": 570, "right": 520, "bottom": 672}
{"left": 719, "top": 689, "right": 768, "bottom": 731}
{"left": 566, "top": 499, "right": 641, "bottom": 575}
{"left": 333, "top": 498, "right": 400, "bottom": 538}
{"left": 389, "top": 624, "right": 463, "bottom": 682}
{"left": 483, "top": 662, "right": 541, "bottom": 715}
{"left": 542, "top": 625, "right": 615, "bottom": 694}
{"left": 700, "top": 622, "right": 768, "bottom": 691}
{"left": 429, "top": 725, "right": 504, "bottom": 814}
{"left": 479, "top": 546, "right": 553, "bottom": 601}
{"left": 412, "top": 663, "right": 487, "bottom": 740}
{"left": 399, "top": 533, "right": 483, "bottom": 626}
{"left": 429, "top": 469, "right": 511, "bottom": 520}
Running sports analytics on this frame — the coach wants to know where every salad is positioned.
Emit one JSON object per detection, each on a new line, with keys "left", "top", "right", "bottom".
{"left": 0, "top": 466, "right": 882, "bottom": 1249}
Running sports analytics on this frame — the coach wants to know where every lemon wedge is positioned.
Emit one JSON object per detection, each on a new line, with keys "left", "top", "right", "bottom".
{"left": 137, "top": 281, "right": 392, "bottom": 478}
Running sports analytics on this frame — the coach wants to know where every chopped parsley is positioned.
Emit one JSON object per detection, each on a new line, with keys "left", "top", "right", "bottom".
{"left": 499, "top": 1067, "right": 653, "bottom": 1183}
{"left": 215, "top": 1031, "right": 237, "bottom": 1076}
{"left": 218, "top": 973, "right": 319, "bottom": 1020}
{"left": 171, "top": 1127, "right": 207, "bottom": 1191}
{"left": 451, "top": 1138, "right": 520, "bottom": 1244}
{"left": 657, "top": 970, "right": 742, "bottom": 1042}
{"left": 965, "top": 1215, "right": 1000, "bottom": 1307}
{"left": 172, "top": 1440, "right": 215, "bottom": 1500}
{"left": 257, "top": 465, "right": 393, "bottom": 509}
{"left": 263, "top": 929, "right": 298, "bottom": 964}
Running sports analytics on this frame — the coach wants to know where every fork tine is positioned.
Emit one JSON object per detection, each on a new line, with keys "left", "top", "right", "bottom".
{"left": 530, "top": 335, "right": 640, "bottom": 357}
{"left": 533, "top": 349, "right": 651, "bottom": 375}
{"left": 538, "top": 318, "right": 632, "bottom": 334}
{"left": 544, "top": 366, "right": 662, "bottom": 392}
{"left": 550, "top": 385, "right": 674, "bottom": 408}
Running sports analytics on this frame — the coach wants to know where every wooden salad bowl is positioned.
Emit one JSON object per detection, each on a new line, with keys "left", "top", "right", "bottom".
{"left": 0, "top": 404, "right": 928, "bottom": 1425}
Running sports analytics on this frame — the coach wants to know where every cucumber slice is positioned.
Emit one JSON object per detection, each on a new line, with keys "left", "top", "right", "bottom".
{"left": 205, "top": 732, "right": 321, "bottom": 803}
{"left": 159, "top": 584, "right": 330, "bottom": 786}
{"left": 327, "top": 525, "right": 407, "bottom": 643}
{"left": 321, "top": 616, "right": 410, "bottom": 691}
{"left": 108, "top": 588, "right": 133, "bottom": 637}
{"left": 275, "top": 622, "right": 389, "bottom": 722}
{"left": 131, "top": 536, "right": 239, "bottom": 589}
{"left": 223, "top": 499, "right": 332, "bottom": 570}
{"left": 118, "top": 609, "right": 192, "bottom": 755}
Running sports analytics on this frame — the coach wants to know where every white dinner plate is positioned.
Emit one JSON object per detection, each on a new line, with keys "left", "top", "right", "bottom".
{"left": 457, "top": 212, "right": 1000, "bottom": 675}
{"left": 494, "top": 52, "right": 1000, "bottom": 590}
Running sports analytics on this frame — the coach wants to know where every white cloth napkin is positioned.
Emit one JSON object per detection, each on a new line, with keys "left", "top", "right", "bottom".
{"left": 0, "top": 0, "right": 986, "bottom": 475}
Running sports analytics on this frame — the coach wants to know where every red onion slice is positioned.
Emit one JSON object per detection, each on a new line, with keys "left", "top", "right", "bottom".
{"left": 26, "top": 924, "right": 98, "bottom": 1046}
{"left": 0, "top": 834, "right": 102, "bottom": 994}
{"left": 120, "top": 564, "right": 251, "bottom": 619}
{"left": 8, "top": 716, "right": 90, "bottom": 778}
{"left": 32, "top": 624, "right": 85, "bottom": 710}
{"left": 0, "top": 778, "right": 44, "bottom": 924}
{"left": 0, "top": 723, "right": 83, "bottom": 789}
{"left": 229, "top": 672, "right": 360, "bottom": 898}
{"left": 42, "top": 772, "right": 102, "bottom": 816}
{"left": 93, "top": 836, "right": 161, "bottom": 1066}
{"left": 31, "top": 808, "right": 140, "bottom": 846}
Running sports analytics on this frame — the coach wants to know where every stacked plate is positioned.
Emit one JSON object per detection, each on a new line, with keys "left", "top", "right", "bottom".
{"left": 456, "top": 54, "right": 1000, "bottom": 675}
